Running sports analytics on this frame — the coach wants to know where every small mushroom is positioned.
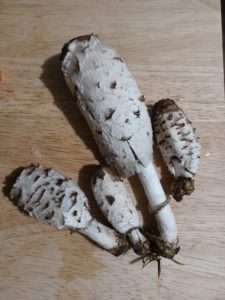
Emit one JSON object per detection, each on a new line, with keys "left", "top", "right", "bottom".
{"left": 8, "top": 165, "right": 129, "bottom": 256}
{"left": 151, "top": 99, "right": 201, "bottom": 201}
{"left": 91, "top": 166, "right": 150, "bottom": 256}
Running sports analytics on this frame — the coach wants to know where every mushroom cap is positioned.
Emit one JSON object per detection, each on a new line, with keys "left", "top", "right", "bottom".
{"left": 152, "top": 98, "right": 201, "bottom": 178}
{"left": 10, "top": 165, "right": 92, "bottom": 230}
{"left": 61, "top": 34, "right": 153, "bottom": 177}
{"left": 92, "top": 166, "right": 141, "bottom": 234}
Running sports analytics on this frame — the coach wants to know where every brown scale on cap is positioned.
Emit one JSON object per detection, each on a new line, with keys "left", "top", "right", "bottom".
{"left": 152, "top": 98, "right": 179, "bottom": 117}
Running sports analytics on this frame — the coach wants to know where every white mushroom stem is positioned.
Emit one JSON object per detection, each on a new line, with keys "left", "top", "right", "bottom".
{"left": 138, "top": 162, "right": 178, "bottom": 244}
{"left": 91, "top": 167, "right": 149, "bottom": 255}
{"left": 9, "top": 165, "right": 129, "bottom": 255}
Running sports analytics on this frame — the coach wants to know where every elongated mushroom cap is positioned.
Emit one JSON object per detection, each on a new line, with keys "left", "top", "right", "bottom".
{"left": 151, "top": 98, "right": 201, "bottom": 201}
{"left": 10, "top": 165, "right": 92, "bottom": 229}
{"left": 61, "top": 34, "right": 153, "bottom": 178}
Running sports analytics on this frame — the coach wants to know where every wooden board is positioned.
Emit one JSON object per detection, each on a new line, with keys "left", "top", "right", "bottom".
{"left": 0, "top": 1, "right": 224, "bottom": 299}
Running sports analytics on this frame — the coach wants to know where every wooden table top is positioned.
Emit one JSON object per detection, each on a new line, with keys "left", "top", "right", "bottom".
{"left": 0, "top": 1, "right": 224, "bottom": 299}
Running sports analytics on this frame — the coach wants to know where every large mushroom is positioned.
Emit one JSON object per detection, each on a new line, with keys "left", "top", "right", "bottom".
{"left": 61, "top": 34, "right": 179, "bottom": 258}
{"left": 9, "top": 165, "right": 129, "bottom": 255}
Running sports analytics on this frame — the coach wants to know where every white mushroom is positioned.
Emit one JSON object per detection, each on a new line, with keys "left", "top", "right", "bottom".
{"left": 61, "top": 34, "right": 179, "bottom": 258}
{"left": 9, "top": 165, "right": 129, "bottom": 255}
{"left": 151, "top": 99, "right": 201, "bottom": 201}
{"left": 91, "top": 166, "right": 151, "bottom": 256}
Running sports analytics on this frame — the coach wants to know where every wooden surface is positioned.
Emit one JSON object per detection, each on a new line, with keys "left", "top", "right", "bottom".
{"left": 0, "top": 1, "right": 224, "bottom": 299}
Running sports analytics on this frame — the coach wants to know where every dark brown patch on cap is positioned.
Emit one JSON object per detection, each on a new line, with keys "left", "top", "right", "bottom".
{"left": 139, "top": 95, "right": 145, "bottom": 102}
{"left": 74, "top": 60, "right": 80, "bottom": 73}
{"left": 152, "top": 99, "right": 179, "bottom": 118}
{"left": 55, "top": 193, "right": 65, "bottom": 207}
{"left": 176, "top": 123, "right": 185, "bottom": 129}
{"left": 105, "top": 108, "right": 115, "bottom": 121}
{"left": 44, "top": 168, "right": 51, "bottom": 177}
{"left": 96, "top": 129, "right": 102, "bottom": 135}
{"left": 75, "top": 33, "right": 95, "bottom": 42}
{"left": 167, "top": 113, "right": 173, "bottom": 121}
{"left": 70, "top": 192, "right": 78, "bottom": 206}
{"left": 60, "top": 34, "right": 95, "bottom": 62}
{"left": 105, "top": 195, "right": 115, "bottom": 205}
{"left": 120, "top": 136, "right": 131, "bottom": 142}
{"left": 158, "top": 139, "right": 166, "bottom": 145}
{"left": 44, "top": 210, "right": 55, "bottom": 220}
{"left": 113, "top": 57, "right": 124, "bottom": 62}
{"left": 42, "top": 201, "right": 50, "bottom": 210}
{"left": 27, "top": 166, "right": 36, "bottom": 176}
{"left": 56, "top": 178, "right": 64, "bottom": 186}
{"left": 110, "top": 81, "right": 117, "bottom": 89}
{"left": 133, "top": 110, "right": 140, "bottom": 118}
{"left": 33, "top": 175, "right": 40, "bottom": 182}
{"left": 92, "top": 166, "right": 106, "bottom": 185}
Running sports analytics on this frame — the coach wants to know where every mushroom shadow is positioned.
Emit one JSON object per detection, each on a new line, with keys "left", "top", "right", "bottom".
{"left": 40, "top": 54, "right": 104, "bottom": 164}
{"left": 78, "top": 164, "right": 112, "bottom": 226}
{"left": 2, "top": 166, "right": 29, "bottom": 215}
{"left": 2, "top": 166, "right": 24, "bottom": 199}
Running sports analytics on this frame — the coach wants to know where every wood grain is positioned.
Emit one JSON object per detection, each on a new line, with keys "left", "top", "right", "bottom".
{"left": 0, "top": 1, "right": 224, "bottom": 299}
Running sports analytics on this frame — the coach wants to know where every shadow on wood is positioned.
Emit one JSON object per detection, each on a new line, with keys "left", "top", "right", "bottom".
{"left": 78, "top": 164, "right": 114, "bottom": 226}
{"left": 40, "top": 54, "right": 104, "bottom": 164}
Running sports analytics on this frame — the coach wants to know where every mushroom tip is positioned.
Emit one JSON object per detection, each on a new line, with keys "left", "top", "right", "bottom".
{"left": 60, "top": 33, "right": 97, "bottom": 62}
{"left": 91, "top": 166, "right": 106, "bottom": 186}
{"left": 155, "top": 239, "right": 180, "bottom": 259}
{"left": 110, "top": 235, "right": 130, "bottom": 256}
{"left": 132, "top": 240, "right": 151, "bottom": 257}
{"left": 152, "top": 98, "right": 179, "bottom": 116}
{"left": 145, "top": 233, "right": 180, "bottom": 259}
{"left": 172, "top": 177, "right": 195, "bottom": 202}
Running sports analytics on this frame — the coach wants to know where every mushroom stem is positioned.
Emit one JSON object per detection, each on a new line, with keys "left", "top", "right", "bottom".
{"left": 79, "top": 219, "right": 128, "bottom": 255}
{"left": 127, "top": 229, "right": 147, "bottom": 253}
{"left": 138, "top": 162, "right": 179, "bottom": 256}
